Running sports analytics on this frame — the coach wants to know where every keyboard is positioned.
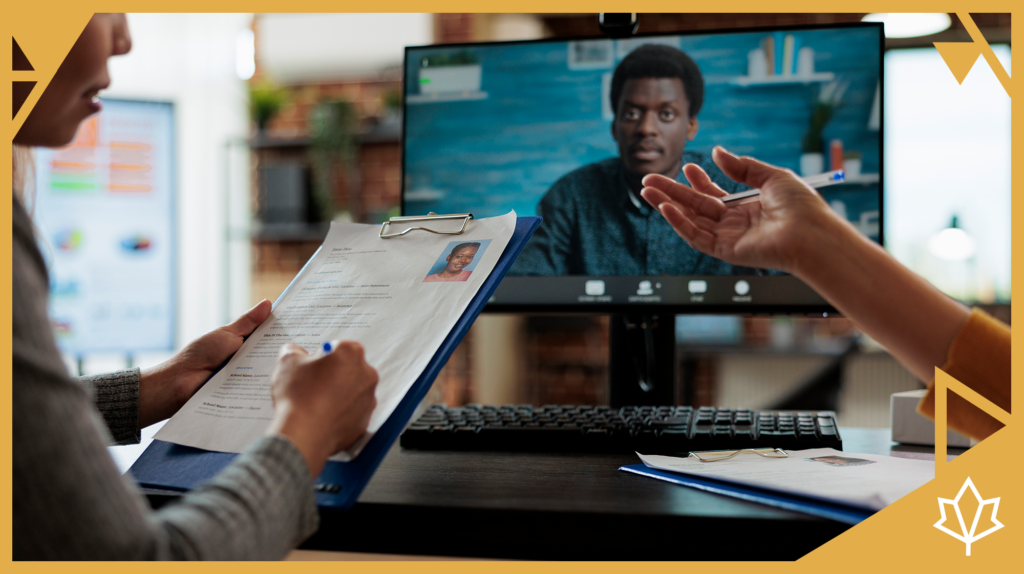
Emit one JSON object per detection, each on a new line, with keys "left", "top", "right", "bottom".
{"left": 400, "top": 405, "right": 842, "bottom": 455}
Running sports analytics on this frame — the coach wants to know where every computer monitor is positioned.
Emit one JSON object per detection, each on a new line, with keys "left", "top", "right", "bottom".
{"left": 33, "top": 98, "right": 177, "bottom": 355}
{"left": 402, "top": 23, "right": 883, "bottom": 405}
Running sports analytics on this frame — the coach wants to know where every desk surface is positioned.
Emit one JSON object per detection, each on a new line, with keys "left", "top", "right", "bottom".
{"left": 288, "top": 428, "right": 956, "bottom": 560}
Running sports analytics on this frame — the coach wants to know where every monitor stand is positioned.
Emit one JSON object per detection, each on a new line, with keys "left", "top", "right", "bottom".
{"left": 608, "top": 314, "right": 676, "bottom": 408}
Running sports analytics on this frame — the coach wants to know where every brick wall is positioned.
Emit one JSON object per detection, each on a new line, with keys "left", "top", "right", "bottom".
{"left": 264, "top": 78, "right": 400, "bottom": 140}
{"left": 359, "top": 142, "right": 402, "bottom": 219}
{"left": 435, "top": 13, "right": 478, "bottom": 44}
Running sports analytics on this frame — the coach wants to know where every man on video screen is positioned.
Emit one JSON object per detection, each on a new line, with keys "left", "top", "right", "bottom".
{"left": 514, "top": 44, "right": 764, "bottom": 276}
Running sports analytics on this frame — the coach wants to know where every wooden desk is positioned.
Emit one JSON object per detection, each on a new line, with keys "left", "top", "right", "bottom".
{"left": 294, "top": 428, "right": 959, "bottom": 560}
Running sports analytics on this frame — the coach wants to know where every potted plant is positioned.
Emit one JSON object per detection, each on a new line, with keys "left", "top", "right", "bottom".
{"left": 308, "top": 99, "right": 358, "bottom": 221}
{"left": 800, "top": 80, "right": 847, "bottom": 176}
{"left": 418, "top": 51, "right": 482, "bottom": 96}
{"left": 380, "top": 88, "right": 402, "bottom": 128}
{"left": 249, "top": 80, "right": 289, "bottom": 135}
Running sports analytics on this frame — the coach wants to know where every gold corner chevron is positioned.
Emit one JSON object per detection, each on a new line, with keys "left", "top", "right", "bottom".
{"left": 934, "top": 368, "right": 1013, "bottom": 476}
{"left": 934, "top": 13, "right": 1011, "bottom": 96}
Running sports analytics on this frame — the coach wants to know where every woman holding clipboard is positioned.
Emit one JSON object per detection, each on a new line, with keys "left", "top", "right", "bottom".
{"left": 13, "top": 14, "right": 379, "bottom": 559}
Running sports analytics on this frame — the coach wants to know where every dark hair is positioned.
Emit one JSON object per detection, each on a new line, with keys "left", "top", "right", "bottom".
{"left": 610, "top": 44, "right": 704, "bottom": 118}
{"left": 450, "top": 242, "right": 481, "bottom": 256}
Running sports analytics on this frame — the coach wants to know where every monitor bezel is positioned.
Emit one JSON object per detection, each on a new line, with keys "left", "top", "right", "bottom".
{"left": 401, "top": 21, "right": 885, "bottom": 315}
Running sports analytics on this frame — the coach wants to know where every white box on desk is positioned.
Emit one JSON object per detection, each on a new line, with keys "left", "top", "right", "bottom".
{"left": 891, "top": 389, "right": 973, "bottom": 447}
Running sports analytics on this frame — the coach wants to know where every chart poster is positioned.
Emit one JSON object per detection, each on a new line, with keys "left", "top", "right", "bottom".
{"left": 33, "top": 98, "right": 176, "bottom": 354}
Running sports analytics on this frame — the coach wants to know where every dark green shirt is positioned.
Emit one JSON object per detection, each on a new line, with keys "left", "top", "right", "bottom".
{"left": 513, "top": 153, "right": 759, "bottom": 276}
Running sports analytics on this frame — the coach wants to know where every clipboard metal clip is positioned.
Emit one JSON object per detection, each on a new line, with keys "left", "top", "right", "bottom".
{"left": 379, "top": 212, "right": 474, "bottom": 239}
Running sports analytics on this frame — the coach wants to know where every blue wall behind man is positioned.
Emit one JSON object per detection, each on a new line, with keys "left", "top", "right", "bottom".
{"left": 404, "top": 27, "right": 881, "bottom": 222}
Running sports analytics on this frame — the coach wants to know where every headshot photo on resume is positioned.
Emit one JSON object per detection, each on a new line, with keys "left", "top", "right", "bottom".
{"left": 424, "top": 241, "right": 485, "bottom": 283}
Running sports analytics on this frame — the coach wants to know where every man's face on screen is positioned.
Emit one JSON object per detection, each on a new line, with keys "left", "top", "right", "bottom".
{"left": 612, "top": 77, "right": 699, "bottom": 180}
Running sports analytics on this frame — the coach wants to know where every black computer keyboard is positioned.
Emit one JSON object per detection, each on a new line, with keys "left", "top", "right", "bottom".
{"left": 400, "top": 405, "right": 842, "bottom": 455}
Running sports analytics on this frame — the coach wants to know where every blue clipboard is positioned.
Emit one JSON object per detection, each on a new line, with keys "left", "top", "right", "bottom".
{"left": 130, "top": 215, "right": 541, "bottom": 510}
{"left": 619, "top": 463, "right": 873, "bottom": 525}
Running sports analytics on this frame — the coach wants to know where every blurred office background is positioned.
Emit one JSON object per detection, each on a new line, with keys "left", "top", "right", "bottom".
{"left": 47, "top": 13, "right": 1009, "bottom": 433}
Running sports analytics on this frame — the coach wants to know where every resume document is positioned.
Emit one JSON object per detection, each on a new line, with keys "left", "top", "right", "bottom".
{"left": 638, "top": 448, "right": 934, "bottom": 510}
{"left": 157, "top": 212, "right": 516, "bottom": 460}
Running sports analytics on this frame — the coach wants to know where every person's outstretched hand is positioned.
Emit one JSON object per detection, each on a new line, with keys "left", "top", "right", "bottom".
{"left": 640, "top": 146, "right": 841, "bottom": 274}
{"left": 138, "top": 300, "right": 273, "bottom": 429}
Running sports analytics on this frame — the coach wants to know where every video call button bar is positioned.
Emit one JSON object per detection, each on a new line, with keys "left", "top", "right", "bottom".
{"left": 491, "top": 276, "right": 828, "bottom": 307}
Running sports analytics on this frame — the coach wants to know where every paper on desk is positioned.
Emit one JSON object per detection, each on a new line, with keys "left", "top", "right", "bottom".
{"left": 156, "top": 212, "right": 516, "bottom": 460}
{"left": 637, "top": 448, "right": 933, "bottom": 510}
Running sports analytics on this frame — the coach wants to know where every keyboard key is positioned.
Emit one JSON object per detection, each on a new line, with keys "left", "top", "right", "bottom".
{"left": 651, "top": 423, "right": 688, "bottom": 431}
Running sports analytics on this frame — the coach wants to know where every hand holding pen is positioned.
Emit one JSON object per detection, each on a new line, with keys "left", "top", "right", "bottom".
{"left": 639, "top": 146, "right": 857, "bottom": 275}
{"left": 266, "top": 338, "right": 379, "bottom": 477}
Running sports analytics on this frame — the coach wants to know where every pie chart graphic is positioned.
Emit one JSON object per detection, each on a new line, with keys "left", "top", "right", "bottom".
{"left": 54, "top": 229, "right": 84, "bottom": 252}
{"left": 120, "top": 235, "right": 153, "bottom": 252}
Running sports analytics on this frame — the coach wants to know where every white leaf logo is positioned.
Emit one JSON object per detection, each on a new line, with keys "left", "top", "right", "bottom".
{"left": 934, "top": 477, "right": 1004, "bottom": 556}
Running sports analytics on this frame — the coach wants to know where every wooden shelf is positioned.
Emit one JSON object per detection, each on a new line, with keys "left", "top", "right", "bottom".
{"left": 252, "top": 222, "right": 330, "bottom": 242}
{"left": 248, "top": 120, "right": 401, "bottom": 149}
{"left": 839, "top": 173, "right": 880, "bottom": 185}
{"left": 407, "top": 91, "right": 488, "bottom": 104}
{"left": 728, "top": 72, "right": 835, "bottom": 87}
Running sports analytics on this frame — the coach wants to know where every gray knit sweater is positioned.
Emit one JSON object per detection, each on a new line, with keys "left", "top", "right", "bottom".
{"left": 13, "top": 196, "right": 319, "bottom": 559}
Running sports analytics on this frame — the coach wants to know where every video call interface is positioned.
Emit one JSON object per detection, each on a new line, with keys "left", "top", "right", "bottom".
{"left": 403, "top": 25, "right": 882, "bottom": 309}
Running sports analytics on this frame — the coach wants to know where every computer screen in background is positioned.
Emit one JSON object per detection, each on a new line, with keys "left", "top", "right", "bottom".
{"left": 33, "top": 99, "right": 176, "bottom": 355}
{"left": 404, "top": 24, "right": 883, "bottom": 314}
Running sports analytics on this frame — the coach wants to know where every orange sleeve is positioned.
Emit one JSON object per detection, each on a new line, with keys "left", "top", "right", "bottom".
{"left": 917, "top": 308, "right": 1010, "bottom": 441}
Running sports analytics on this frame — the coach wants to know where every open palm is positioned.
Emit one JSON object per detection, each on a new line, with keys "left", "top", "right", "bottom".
{"left": 640, "top": 147, "right": 833, "bottom": 274}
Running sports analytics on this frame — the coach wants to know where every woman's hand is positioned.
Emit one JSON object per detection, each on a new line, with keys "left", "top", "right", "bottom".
{"left": 644, "top": 146, "right": 971, "bottom": 384}
{"left": 138, "top": 300, "right": 272, "bottom": 429}
{"left": 640, "top": 146, "right": 843, "bottom": 274}
{"left": 266, "top": 341, "right": 379, "bottom": 477}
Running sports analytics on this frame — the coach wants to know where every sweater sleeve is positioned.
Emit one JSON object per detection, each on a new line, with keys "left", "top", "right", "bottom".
{"left": 79, "top": 369, "right": 142, "bottom": 445}
{"left": 916, "top": 308, "right": 1011, "bottom": 441}
{"left": 13, "top": 196, "right": 319, "bottom": 559}
{"left": 511, "top": 177, "right": 579, "bottom": 276}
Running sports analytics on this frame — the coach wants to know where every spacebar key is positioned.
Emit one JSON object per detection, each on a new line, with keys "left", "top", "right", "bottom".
{"left": 477, "top": 426, "right": 584, "bottom": 451}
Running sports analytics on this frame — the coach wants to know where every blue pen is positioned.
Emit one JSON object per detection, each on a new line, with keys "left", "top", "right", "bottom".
{"left": 722, "top": 169, "right": 846, "bottom": 205}
{"left": 322, "top": 341, "right": 333, "bottom": 354}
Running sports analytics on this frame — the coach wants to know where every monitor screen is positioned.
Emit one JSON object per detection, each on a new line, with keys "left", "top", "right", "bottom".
{"left": 403, "top": 24, "right": 882, "bottom": 313}
{"left": 33, "top": 98, "right": 177, "bottom": 353}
